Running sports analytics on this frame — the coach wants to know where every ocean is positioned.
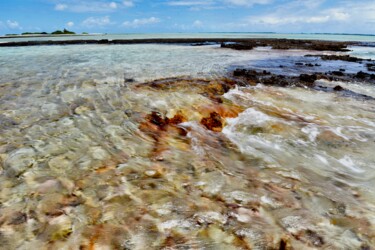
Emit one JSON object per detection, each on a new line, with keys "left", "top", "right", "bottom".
{"left": 1, "top": 32, "right": 375, "bottom": 42}
{"left": 0, "top": 34, "right": 374, "bottom": 249}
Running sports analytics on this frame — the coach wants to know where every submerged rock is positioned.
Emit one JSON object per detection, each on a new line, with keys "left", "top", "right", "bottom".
{"left": 333, "top": 85, "right": 344, "bottom": 91}
{"left": 0, "top": 38, "right": 351, "bottom": 52}
{"left": 221, "top": 42, "right": 255, "bottom": 50}
{"left": 4, "top": 148, "right": 36, "bottom": 177}
{"left": 299, "top": 74, "right": 318, "bottom": 84}
{"left": 305, "top": 54, "right": 369, "bottom": 63}
{"left": 367, "top": 63, "right": 375, "bottom": 72}
{"left": 201, "top": 112, "right": 223, "bottom": 132}
{"left": 355, "top": 71, "right": 375, "bottom": 80}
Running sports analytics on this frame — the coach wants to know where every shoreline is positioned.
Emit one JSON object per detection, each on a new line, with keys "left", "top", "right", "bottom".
{"left": 0, "top": 38, "right": 359, "bottom": 51}
{"left": 0, "top": 34, "right": 96, "bottom": 39}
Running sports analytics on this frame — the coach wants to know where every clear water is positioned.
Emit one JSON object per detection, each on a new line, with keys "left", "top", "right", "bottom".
{"left": 0, "top": 43, "right": 374, "bottom": 249}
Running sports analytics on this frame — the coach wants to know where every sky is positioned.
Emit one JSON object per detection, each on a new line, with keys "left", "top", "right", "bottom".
{"left": 0, "top": 0, "right": 375, "bottom": 35}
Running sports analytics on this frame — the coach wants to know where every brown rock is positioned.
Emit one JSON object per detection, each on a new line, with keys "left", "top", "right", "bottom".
{"left": 201, "top": 112, "right": 223, "bottom": 132}
{"left": 167, "top": 113, "right": 187, "bottom": 125}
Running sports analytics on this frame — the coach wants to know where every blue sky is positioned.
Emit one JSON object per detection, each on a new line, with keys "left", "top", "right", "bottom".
{"left": 0, "top": 0, "right": 374, "bottom": 34}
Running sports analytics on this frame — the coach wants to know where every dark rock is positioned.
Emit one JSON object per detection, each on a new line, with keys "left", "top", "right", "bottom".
{"left": 147, "top": 111, "right": 167, "bottom": 127}
{"left": 310, "top": 43, "right": 350, "bottom": 52}
{"left": 304, "top": 229, "right": 325, "bottom": 247}
{"left": 262, "top": 76, "right": 289, "bottom": 87}
{"left": 8, "top": 212, "right": 27, "bottom": 225}
{"left": 295, "top": 62, "right": 304, "bottom": 66}
{"left": 278, "top": 238, "right": 289, "bottom": 250}
{"left": 332, "top": 71, "right": 344, "bottom": 76}
{"left": 0, "top": 38, "right": 352, "bottom": 52}
{"left": 98, "top": 39, "right": 109, "bottom": 44}
{"left": 124, "top": 78, "right": 135, "bottom": 83}
{"left": 221, "top": 42, "right": 254, "bottom": 50}
{"left": 339, "top": 68, "right": 346, "bottom": 72}
{"left": 233, "top": 69, "right": 259, "bottom": 81}
{"left": 367, "top": 63, "right": 375, "bottom": 71}
{"left": 305, "top": 63, "right": 314, "bottom": 67}
{"left": 299, "top": 74, "right": 318, "bottom": 83}
{"left": 307, "top": 54, "right": 366, "bottom": 63}
{"left": 333, "top": 85, "right": 344, "bottom": 91}
{"left": 356, "top": 71, "right": 369, "bottom": 79}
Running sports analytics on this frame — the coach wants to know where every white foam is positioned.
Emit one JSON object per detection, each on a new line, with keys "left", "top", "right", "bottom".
{"left": 315, "top": 154, "right": 329, "bottom": 165}
{"left": 301, "top": 124, "right": 320, "bottom": 142}
{"left": 338, "top": 156, "right": 365, "bottom": 174}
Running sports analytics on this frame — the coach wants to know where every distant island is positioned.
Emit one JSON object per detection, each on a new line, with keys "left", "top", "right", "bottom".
{"left": 51, "top": 29, "right": 75, "bottom": 35}
{"left": 5, "top": 29, "right": 87, "bottom": 36}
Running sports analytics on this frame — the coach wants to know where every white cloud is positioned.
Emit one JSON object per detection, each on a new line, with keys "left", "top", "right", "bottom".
{"left": 167, "top": 1, "right": 214, "bottom": 6}
{"left": 247, "top": 15, "right": 332, "bottom": 25}
{"left": 55, "top": 3, "right": 67, "bottom": 11}
{"left": 122, "top": 17, "right": 161, "bottom": 28}
{"left": 216, "top": 0, "right": 374, "bottom": 33}
{"left": 82, "top": 16, "right": 113, "bottom": 27}
{"left": 109, "top": 2, "right": 117, "bottom": 9}
{"left": 6, "top": 20, "right": 21, "bottom": 29}
{"left": 244, "top": 4, "right": 351, "bottom": 26}
{"left": 123, "top": 0, "right": 134, "bottom": 7}
{"left": 193, "top": 20, "right": 203, "bottom": 27}
{"left": 223, "top": 0, "right": 272, "bottom": 7}
{"left": 167, "top": 0, "right": 270, "bottom": 7}
{"left": 53, "top": 1, "right": 120, "bottom": 13}
{"left": 231, "top": 0, "right": 353, "bottom": 28}
{"left": 66, "top": 21, "right": 74, "bottom": 27}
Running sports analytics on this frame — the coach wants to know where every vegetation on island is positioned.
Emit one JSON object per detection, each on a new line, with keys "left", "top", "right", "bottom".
{"left": 21, "top": 32, "right": 48, "bottom": 35}
{"left": 51, "top": 29, "right": 76, "bottom": 35}
{"left": 5, "top": 29, "right": 77, "bottom": 36}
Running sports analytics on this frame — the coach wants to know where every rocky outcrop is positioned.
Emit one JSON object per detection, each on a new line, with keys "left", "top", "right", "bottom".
{"left": 232, "top": 69, "right": 323, "bottom": 87}
{"left": 0, "top": 38, "right": 352, "bottom": 51}
{"left": 367, "top": 63, "right": 375, "bottom": 71}
{"left": 305, "top": 54, "right": 372, "bottom": 63}
{"left": 201, "top": 112, "right": 224, "bottom": 132}
{"left": 222, "top": 39, "right": 351, "bottom": 51}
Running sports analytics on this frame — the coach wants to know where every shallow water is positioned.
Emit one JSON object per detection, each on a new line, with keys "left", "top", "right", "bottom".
{"left": 0, "top": 44, "right": 374, "bottom": 249}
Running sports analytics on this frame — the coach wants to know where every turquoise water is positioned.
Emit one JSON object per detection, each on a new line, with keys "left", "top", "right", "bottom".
{"left": 1, "top": 32, "right": 375, "bottom": 43}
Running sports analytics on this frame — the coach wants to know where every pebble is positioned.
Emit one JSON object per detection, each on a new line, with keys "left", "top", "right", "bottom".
{"left": 4, "top": 148, "right": 36, "bottom": 177}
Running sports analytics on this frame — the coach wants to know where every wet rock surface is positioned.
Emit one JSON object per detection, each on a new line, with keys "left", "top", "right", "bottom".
{"left": 305, "top": 54, "right": 371, "bottom": 63}
{"left": 0, "top": 38, "right": 352, "bottom": 52}
{"left": 232, "top": 68, "right": 375, "bottom": 100}
{"left": 232, "top": 69, "right": 322, "bottom": 87}
{"left": 201, "top": 112, "right": 224, "bottom": 132}
{"left": 221, "top": 39, "right": 351, "bottom": 51}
